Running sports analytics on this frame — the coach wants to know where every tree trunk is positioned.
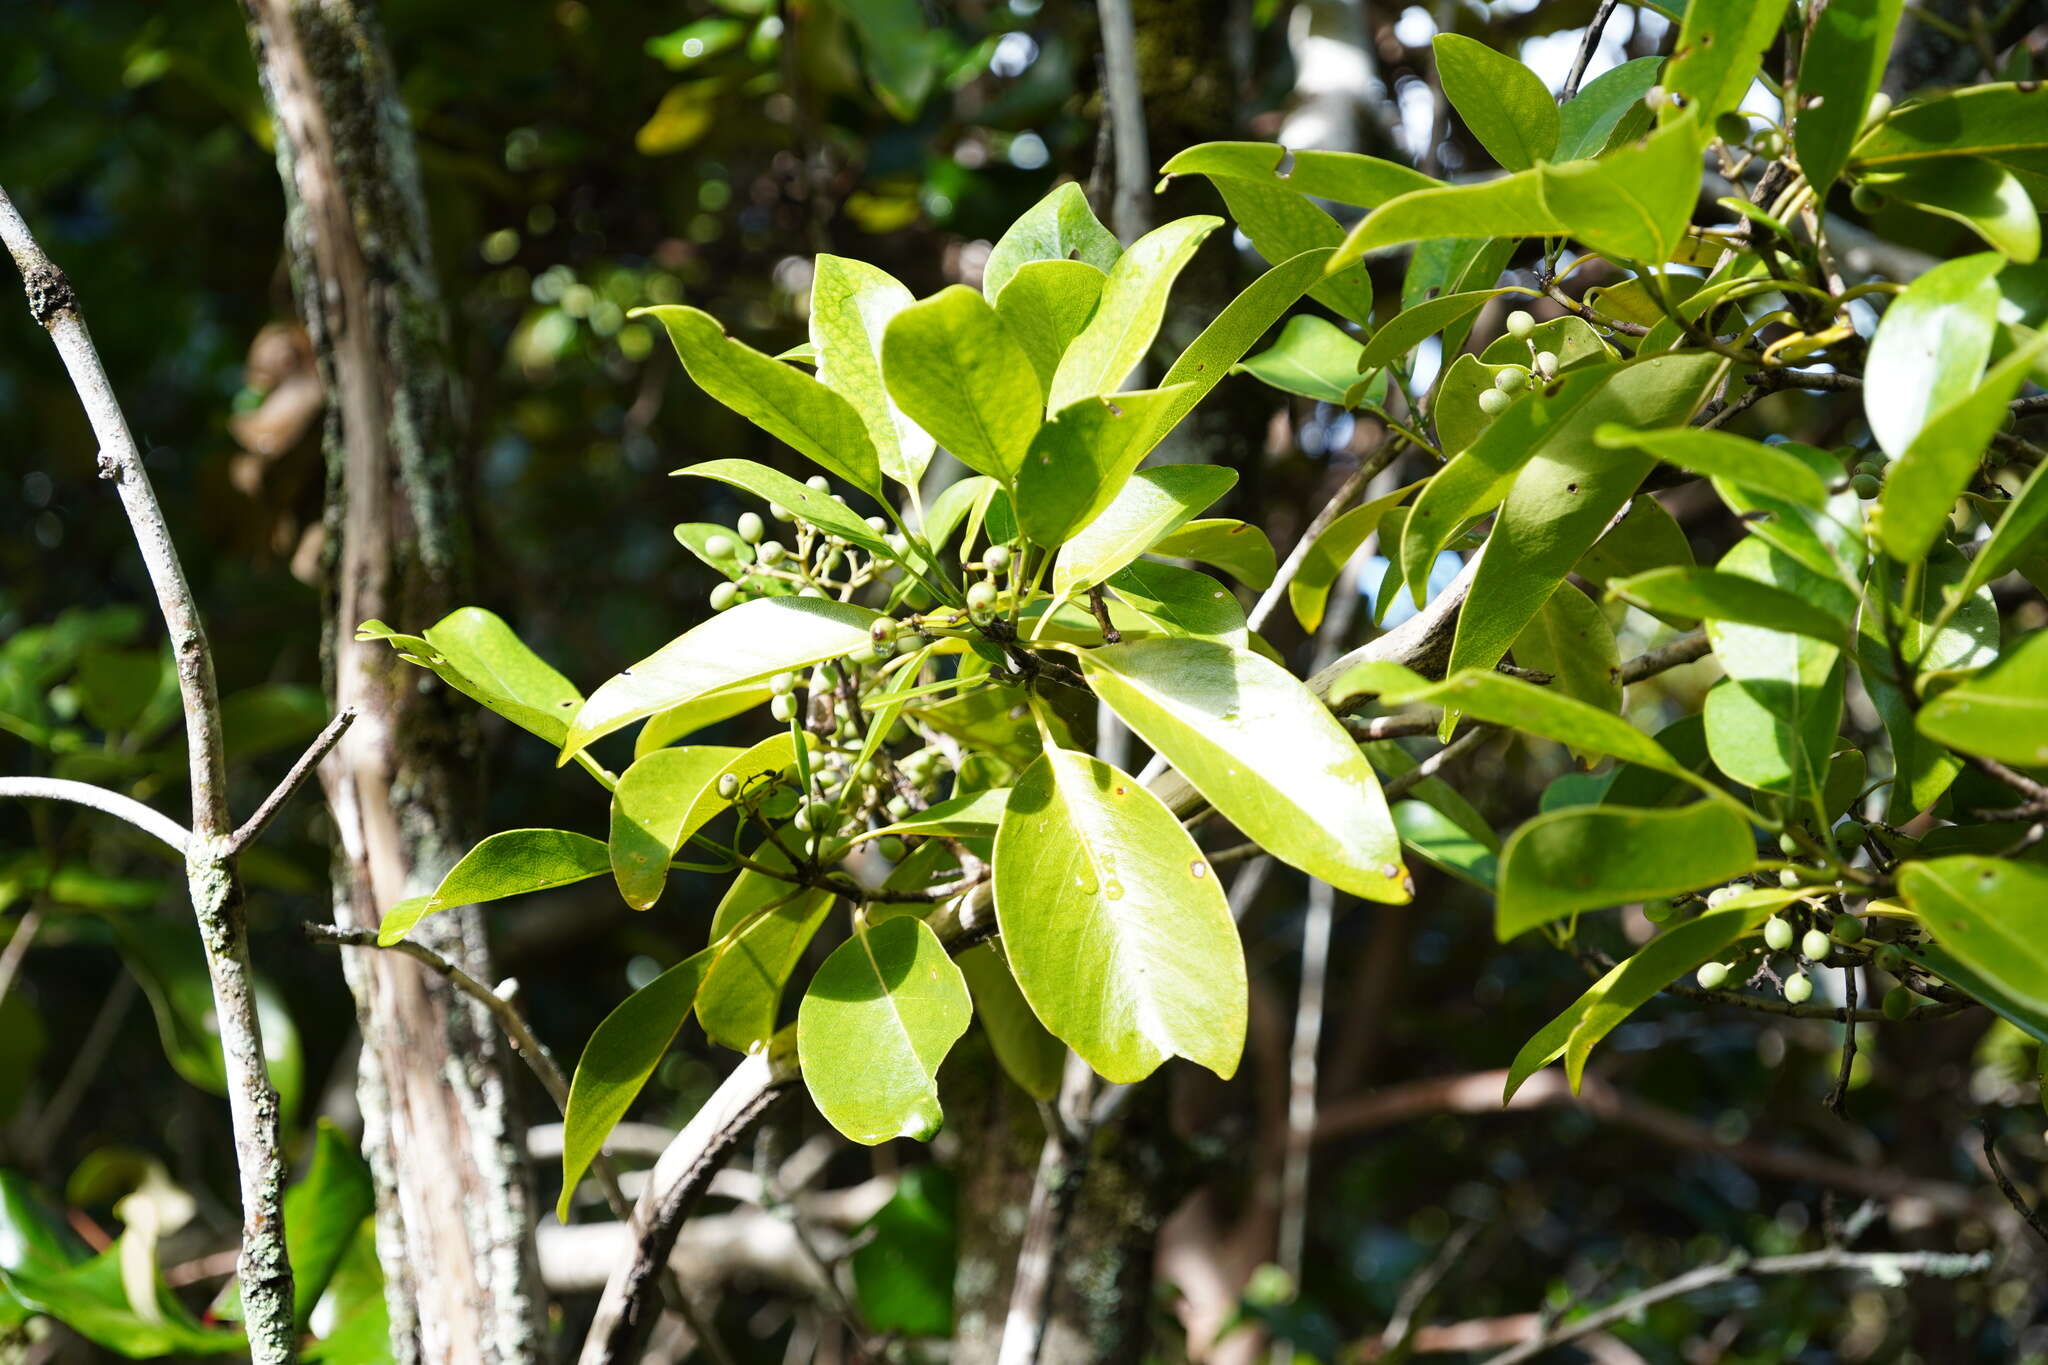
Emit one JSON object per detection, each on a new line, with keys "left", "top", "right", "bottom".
{"left": 238, "top": 4, "right": 546, "bottom": 1362}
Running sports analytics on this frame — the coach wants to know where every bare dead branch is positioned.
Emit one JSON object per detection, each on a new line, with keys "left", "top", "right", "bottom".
{"left": 0, "top": 777, "right": 192, "bottom": 855}
{"left": 229, "top": 709, "right": 355, "bottom": 854}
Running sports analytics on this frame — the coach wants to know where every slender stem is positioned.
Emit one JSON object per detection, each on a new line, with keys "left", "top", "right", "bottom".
{"left": 229, "top": 709, "right": 355, "bottom": 854}
{"left": 0, "top": 186, "right": 295, "bottom": 1362}
{"left": 1621, "top": 630, "right": 1712, "bottom": 684}
{"left": 0, "top": 777, "right": 191, "bottom": 855}
{"left": 1248, "top": 439, "right": 1406, "bottom": 636}
{"left": 1980, "top": 1121, "right": 2048, "bottom": 1250}
{"left": 1559, "top": 1, "right": 1620, "bottom": 104}
{"left": 0, "top": 909, "right": 42, "bottom": 1015}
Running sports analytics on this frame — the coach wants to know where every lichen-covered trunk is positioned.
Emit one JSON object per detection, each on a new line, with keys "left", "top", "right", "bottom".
{"left": 238, "top": 3, "right": 545, "bottom": 1362}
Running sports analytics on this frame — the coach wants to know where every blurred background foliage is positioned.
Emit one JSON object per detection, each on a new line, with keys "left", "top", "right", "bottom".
{"left": 2, "top": 1, "right": 2044, "bottom": 1361}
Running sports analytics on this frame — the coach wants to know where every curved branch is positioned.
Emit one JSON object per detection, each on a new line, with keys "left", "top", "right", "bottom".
{"left": 0, "top": 777, "right": 190, "bottom": 855}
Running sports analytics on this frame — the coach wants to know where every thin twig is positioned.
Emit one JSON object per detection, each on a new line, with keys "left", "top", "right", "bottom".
{"left": 1980, "top": 1121, "right": 2048, "bottom": 1250}
{"left": 1086, "top": 586, "right": 1122, "bottom": 644}
{"left": 1826, "top": 966, "right": 1858, "bottom": 1118}
{"left": 0, "top": 777, "right": 191, "bottom": 855}
{"left": 1, "top": 186, "right": 295, "bottom": 1360}
{"left": 1559, "top": 1, "right": 1620, "bottom": 104}
{"left": 0, "top": 908, "right": 43, "bottom": 1014}
{"left": 1383, "top": 727, "right": 1490, "bottom": 803}
{"left": 1481, "top": 1247, "right": 1990, "bottom": 1364}
{"left": 229, "top": 709, "right": 355, "bottom": 854}
{"left": 1248, "top": 439, "right": 1405, "bottom": 636}
{"left": 1621, "top": 630, "right": 1712, "bottom": 684}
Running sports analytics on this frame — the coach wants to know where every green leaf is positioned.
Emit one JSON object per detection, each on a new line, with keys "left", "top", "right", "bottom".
{"left": 1079, "top": 639, "right": 1409, "bottom": 901}
{"left": 1858, "top": 620, "right": 1962, "bottom": 822}
{"left": 958, "top": 943, "right": 1065, "bottom": 1101}
{"left": 810, "top": 255, "right": 935, "bottom": 488}
{"left": 1917, "top": 629, "right": 2048, "bottom": 767}
{"left": 378, "top": 829, "right": 610, "bottom": 944}
{"left": 115, "top": 917, "right": 304, "bottom": 1126}
{"left": 1148, "top": 518, "right": 1276, "bottom": 589}
{"left": 1288, "top": 480, "right": 1421, "bottom": 632}
{"left": 675, "top": 458, "right": 899, "bottom": 561}
{"left": 1958, "top": 457, "right": 2048, "bottom": 601}
{"left": 1158, "top": 141, "right": 1438, "bottom": 210}
{"left": 994, "top": 746, "right": 1246, "bottom": 1082}
{"left": 798, "top": 916, "right": 972, "bottom": 1145}
{"left": 1053, "top": 465, "right": 1237, "bottom": 598}
{"left": 1496, "top": 802, "right": 1756, "bottom": 939}
{"left": 1443, "top": 353, "right": 1724, "bottom": 681}
{"left": 1105, "top": 562, "right": 1248, "bottom": 645}
{"left": 566, "top": 597, "right": 878, "bottom": 758}
{"left": 1355, "top": 290, "right": 1509, "bottom": 375}
{"left": 1393, "top": 800, "right": 1498, "bottom": 890}
{"left": 302, "top": 1224, "right": 391, "bottom": 1364}
{"left": 1196, "top": 179, "right": 1374, "bottom": 324}
{"left": 881, "top": 285, "right": 1044, "bottom": 483}
{"left": 1230, "top": 314, "right": 1366, "bottom": 404}
{"left": 636, "top": 304, "right": 883, "bottom": 497}
{"left": 1505, "top": 893, "right": 1790, "bottom": 1100}
{"left": 634, "top": 682, "right": 774, "bottom": 758}
{"left": 1876, "top": 328, "right": 2048, "bottom": 563}
{"left": 1, "top": 1234, "right": 244, "bottom": 1356}
{"left": 1708, "top": 442, "right": 1869, "bottom": 586}
{"left": 1702, "top": 662, "right": 1846, "bottom": 804}
{"left": 610, "top": 736, "right": 798, "bottom": 910}
{"left": 1555, "top": 56, "right": 1664, "bottom": 161}
{"left": 1850, "top": 82, "right": 2048, "bottom": 176}
{"left": 1576, "top": 497, "right": 1696, "bottom": 623}
{"left": 1664, "top": 0, "right": 1790, "bottom": 123}
{"left": 1155, "top": 249, "right": 1350, "bottom": 429}
{"left": 696, "top": 843, "right": 835, "bottom": 1053}
{"left": 1899, "top": 857, "right": 2048, "bottom": 1022}
{"left": 1013, "top": 386, "right": 1192, "bottom": 547}
{"left": 851, "top": 1165, "right": 956, "bottom": 1337}
{"left": 1607, "top": 567, "right": 1849, "bottom": 647}
{"left": 1332, "top": 111, "right": 1707, "bottom": 269}
{"left": 1796, "top": 0, "right": 1905, "bottom": 190}
{"left": 982, "top": 183, "right": 1122, "bottom": 302}
{"left": 1593, "top": 425, "right": 1830, "bottom": 507}
{"left": 281, "top": 1123, "right": 375, "bottom": 1329}
{"left": 1862, "top": 253, "right": 2003, "bottom": 460}
{"left": 558, "top": 950, "right": 714, "bottom": 1219}
{"left": 824, "top": 0, "right": 937, "bottom": 119}
{"left": 1048, "top": 216, "right": 1222, "bottom": 410}
{"left": 1433, "top": 33, "right": 1558, "bottom": 171}
{"left": 1512, "top": 582, "right": 1621, "bottom": 728}
{"left": 357, "top": 608, "right": 580, "bottom": 747}
{"left": 993, "top": 259, "right": 1107, "bottom": 393}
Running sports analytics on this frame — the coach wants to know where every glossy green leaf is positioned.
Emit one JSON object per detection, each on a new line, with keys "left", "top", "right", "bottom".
{"left": 566, "top": 597, "right": 879, "bottom": 757}
{"left": 1433, "top": 32, "right": 1558, "bottom": 171}
{"left": 1863, "top": 253, "right": 2002, "bottom": 460}
{"left": 993, "top": 746, "right": 1246, "bottom": 1082}
{"left": 1080, "top": 639, "right": 1408, "bottom": 901}
{"left": 799, "top": 916, "right": 971, "bottom": 1145}
{"left": 1393, "top": 800, "right": 1498, "bottom": 890}
{"left": 1231, "top": 314, "right": 1366, "bottom": 404}
{"left": 1593, "top": 425, "right": 1829, "bottom": 506}
{"left": 1889, "top": 157, "right": 2041, "bottom": 260}
{"left": 1356, "top": 289, "right": 1510, "bottom": 375}
{"left": 1013, "top": 386, "right": 1192, "bottom": 547}
{"left": 1576, "top": 496, "right": 1696, "bottom": 622}
{"left": 357, "top": 608, "right": 579, "bottom": 747}
{"left": 1512, "top": 582, "right": 1621, "bottom": 726}
{"left": 810, "top": 255, "right": 934, "bottom": 487}
{"left": 1796, "top": 0, "right": 1904, "bottom": 190}
{"left": 378, "top": 829, "right": 610, "bottom": 944}
{"left": 1505, "top": 893, "right": 1790, "bottom": 1100}
{"left": 634, "top": 682, "right": 774, "bottom": 758}
{"left": 696, "top": 843, "right": 834, "bottom": 1052}
{"left": 852, "top": 789, "right": 1011, "bottom": 845}
{"left": 1664, "top": 0, "right": 1789, "bottom": 122}
{"left": 637, "top": 304, "right": 883, "bottom": 497}
{"left": 1198, "top": 179, "right": 1375, "bottom": 324}
{"left": 1148, "top": 518, "right": 1275, "bottom": 589}
{"left": 1444, "top": 353, "right": 1724, "bottom": 681}
{"left": 676, "top": 459, "right": 902, "bottom": 563}
{"left": 1158, "top": 141, "right": 1438, "bottom": 209}
{"left": 993, "top": 259, "right": 1107, "bottom": 393}
{"left": 851, "top": 1165, "right": 956, "bottom": 1337}
{"left": 1850, "top": 82, "right": 2048, "bottom": 176}
{"left": 1555, "top": 57, "right": 1664, "bottom": 160}
{"left": 1053, "top": 465, "right": 1237, "bottom": 598}
{"left": 1607, "top": 567, "right": 1849, "bottom": 647}
{"left": 1918, "top": 629, "right": 2048, "bottom": 767}
{"left": 1899, "top": 857, "right": 2048, "bottom": 1020}
{"left": 982, "top": 182, "right": 1122, "bottom": 302}
{"left": 1, "top": 1233, "right": 243, "bottom": 1356}
{"left": 115, "top": 917, "right": 305, "bottom": 1129}
{"left": 1288, "top": 480, "right": 1421, "bottom": 632}
{"left": 1876, "top": 329, "right": 2048, "bottom": 562}
{"left": 302, "top": 1224, "right": 391, "bottom": 1364}
{"left": 1150, "top": 249, "right": 1342, "bottom": 439}
{"left": 958, "top": 943, "right": 1065, "bottom": 1101}
{"left": 610, "top": 740, "right": 799, "bottom": 910}
{"left": 1901, "top": 541, "right": 2000, "bottom": 673}
{"left": 1959, "top": 457, "right": 2048, "bottom": 601}
{"left": 1708, "top": 442, "right": 1868, "bottom": 587}
{"left": 1106, "top": 561, "right": 1247, "bottom": 645}
{"left": 281, "top": 1123, "right": 375, "bottom": 1329}
{"left": 882, "top": 285, "right": 1044, "bottom": 482}
{"left": 1049, "top": 216, "right": 1222, "bottom": 409}
{"left": 1703, "top": 662, "right": 1846, "bottom": 804}
{"left": 1497, "top": 802, "right": 1756, "bottom": 939}
{"left": 558, "top": 950, "right": 714, "bottom": 1218}
{"left": 825, "top": 0, "right": 936, "bottom": 119}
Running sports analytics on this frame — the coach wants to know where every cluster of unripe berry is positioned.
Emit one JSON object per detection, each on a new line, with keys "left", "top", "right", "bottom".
{"left": 1476, "top": 311, "right": 1560, "bottom": 418}
{"left": 1839, "top": 446, "right": 1887, "bottom": 501}
{"left": 700, "top": 475, "right": 912, "bottom": 612}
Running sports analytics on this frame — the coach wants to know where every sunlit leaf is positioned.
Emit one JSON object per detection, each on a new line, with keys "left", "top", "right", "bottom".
{"left": 1497, "top": 802, "right": 1756, "bottom": 939}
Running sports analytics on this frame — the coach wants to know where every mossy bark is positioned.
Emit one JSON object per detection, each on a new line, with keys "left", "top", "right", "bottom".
{"left": 238, "top": 4, "right": 544, "bottom": 1362}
